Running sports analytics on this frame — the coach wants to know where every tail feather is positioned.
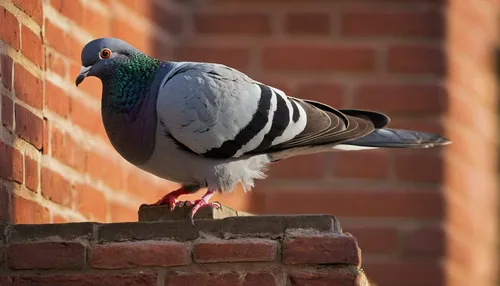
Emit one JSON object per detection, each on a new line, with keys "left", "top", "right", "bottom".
{"left": 344, "top": 128, "right": 451, "bottom": 148}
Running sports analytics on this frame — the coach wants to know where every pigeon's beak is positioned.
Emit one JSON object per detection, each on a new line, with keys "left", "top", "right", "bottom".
{"left": 75, "top": 65, "right": 92, "bottom": 87}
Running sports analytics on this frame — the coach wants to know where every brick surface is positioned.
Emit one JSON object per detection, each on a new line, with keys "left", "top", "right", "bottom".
{"left": 11, "top": 195, "right": 49, "bottom": 224}
{"left": 243, "top": 273, "right": 279, "bottom": 286}
{"left": 194, "top": 239, "right": 278, "bottom": 263}
{"left": 24, "top": 156, "right": 38, "bottom": 192}
{"left": 343, "top": 226, "right": 398, "bottom": 255}
{"left": 40, "top": 167, "right": 72, "bottom": 206}
{"left": 394, "top": 151, "right": 443, "bottom": 183}
{"left": 332, "top": 150, "right": 389, "bottom": 180}
{"left": 74, "top": 184, "right": 107, "bottom": 221}
{"left": 47, "top": 51, "right": 66, "bottom": 77}
{"left": 262, "top": 45, "right": 375, "bottom": 72}
{"left": 402, "top": 226, "right": 445, "bottom": 257}
{"left": 85, "top": 151, "right": 123, "bottom": 190}
{"left": 387, "top": 45, "right": 444, "bottom": 74}
{"left": 0, "top": 8, "right": 20, "bottom": 50}
{"left": 15, "top": 104, "right": 43, "bottom": 149}
{"left": 0, "top": 186, "right": 11, "bottom": 222}
{"left": 285, "top": 13, "right": 330, "bottom": 35}
{"left": 289, "top": 268, "right": 365, "bottom": 286}
{"left": 13, "top": 0, "right": 43, "bottom": 25}
{"left": 2, "top": 94, "right": 14, "bottom": 131}
{"left": 0, "top": 141, "right": 23, "bottom": 183}
{"left": 0, "top": 55, "right": 13, "bottom": 90}
{"left": 194, "top": 13, "right": 271, "bottom": 35}
{"left": 90, "top": 241, "right": 190, "bottom": 269}
{"left": 14, "top": 273, "right": 157, "bottom": 286}
{"left": 44, "top": 81, "right": 70, "bottom": 117}
{"left": 8, "top": 242, "right": 85, "bottom": 270}
{"left": 166, "top": 272, "right": 241, "bottom": 286}
{"left": 14, "top": 64, "right": 43, "bottom": 109}
{"left": 295, "top": 82, "right": 344, "bottom": 108}
{"left": 174, "top": 45, "right": 250, "bottom": 71}
{"left": 284, "top": 233, "right": 361, "bottom": 265}
{"left": 21, "top": 26, "right": 44, "bottom": 68}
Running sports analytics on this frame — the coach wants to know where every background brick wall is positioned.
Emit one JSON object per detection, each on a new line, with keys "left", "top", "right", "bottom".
{"left": 0, "top": 0, "right": 497, "bottom": 286}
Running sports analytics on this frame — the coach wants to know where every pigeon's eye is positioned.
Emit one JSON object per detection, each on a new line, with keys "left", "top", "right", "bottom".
{"left": 99, "top": 48, "right": 112, "bottom": 59}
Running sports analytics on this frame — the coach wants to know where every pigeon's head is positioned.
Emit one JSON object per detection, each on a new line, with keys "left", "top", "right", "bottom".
{"left": 75, "top": 37, "right": 140, "bottom": 86}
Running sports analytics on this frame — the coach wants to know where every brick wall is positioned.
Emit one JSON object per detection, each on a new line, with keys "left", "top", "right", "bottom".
{"left": 0, "top": 215, "right": 368, "bottom": 286}
{"left": 0, "top": 0, "right": 498, "bottom": 286}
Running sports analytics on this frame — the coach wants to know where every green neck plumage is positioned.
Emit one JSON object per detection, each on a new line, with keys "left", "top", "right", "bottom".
{"left": 102, "top": 53, "right": 161, "bottom": 113}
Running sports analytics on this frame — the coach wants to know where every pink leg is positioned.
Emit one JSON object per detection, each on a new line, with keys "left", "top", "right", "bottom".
{"left": 186, "top": 189, "right": 221, "bottom": 224}
{"left": 148, "top": 187, "right": 191, "bottom": 211}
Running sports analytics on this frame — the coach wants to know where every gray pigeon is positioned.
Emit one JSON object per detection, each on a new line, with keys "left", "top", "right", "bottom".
{"left": 76, "top": 38, "right": 451, "bottom": 222}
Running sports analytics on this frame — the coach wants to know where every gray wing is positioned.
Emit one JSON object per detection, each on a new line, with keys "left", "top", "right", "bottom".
{"left": 156, "top": 62, "right": 379, "bottom": 159}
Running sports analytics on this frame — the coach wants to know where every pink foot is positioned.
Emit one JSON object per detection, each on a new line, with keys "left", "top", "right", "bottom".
{"left": 186, "top": 189, "right": 220, "bottom": 224}
{"left": 148, "top": 187, "right": 190, "bottom": 211}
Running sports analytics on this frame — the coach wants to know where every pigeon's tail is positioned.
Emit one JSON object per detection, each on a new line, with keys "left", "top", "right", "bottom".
{"left": 342, "top": 128, "right": 451, "bottom": 149}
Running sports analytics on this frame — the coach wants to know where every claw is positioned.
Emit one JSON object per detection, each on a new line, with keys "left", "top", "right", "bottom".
{"left": 146, "top": 187, "right": 191, "bottom": 211}
{"left": 186, "top": 189, "right": 219, "bottom": 225}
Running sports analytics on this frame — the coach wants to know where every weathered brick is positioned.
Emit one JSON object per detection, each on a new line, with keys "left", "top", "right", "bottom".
{"left": 194, "top": 239, "right": 277, "bottom": 263}
{"left": 14, "top": 273, "right": 157, "bottom": 286}
{"left": 10, "top": 222, "right": 94, "bottom": 242}
{"left": 387, "top": 44, "right": 444, "bottom": 74}
{"left": 174, "top": 45, "right": 250, "bottom": 71}
{"left": 0, "top": 186, "right": 11, "bottom": 222}
{"left": 21, "top": 26, "right": 44, "bottom": 68}
{"left": 289, "top": 267, "right": 366, "bottom": 286}
{"left": 285, "top": 13, "right": 330, "bottom": 34}
{"left": 24, "top": 156, "right": 38, "bottom": 192}
{"left": 14, "top": 64, "right": 43, "bottom": 109}
{"left": 44, "top": 81, "right": 70, "bottom": 117}
{"left": 0, "top": 141, "right": 23, "bottom": 183}
{"left": 40, "top": 167, "right": 72, "bottom": 206}
{"left": 74, "top": 184, "right": 107, "bottom": 221}
{"left": 8, "top": 242, "right": 85, "bottom": 269}
{"left": 0, "top": 275, "right": 13, "bottom": 286}
{"left": 47, "top": 51, "right": 66, "bottom": 77}
{"left": 284, "top": 232, "right": 361, "bottom": 265}
{"left": 0, "top": 55, "right": 13, "bottom": 89}
{"left": 262, "top": 45, "right": 375, "bottom": 72}
{"left": 0, "top": 8, "right": 20, "bottom": 50}
{"left": 1, "top": 94, "right": 13, "bottom": 131}
{"left": 342, "top": 11, "right": 442, "bottom": 38}
{"left": 13, "top": 0, "right": 43, "bottom": 25}
{"left": 90, "top": 241, "right": 190, "bottom": 269}
{"left": 243, "top": 272, "right": 279, "bottom": 286}
{"left": 42, "top": 119, "right": 49, "bottom": 155}
{"left": 166, "top": 272, "right": 241, "bottom": 286}
{"left": 11, "top": 195, "right": 49, "bottom": 224}
{"left": 194, "top": 13, "right": 271, "bottom": 35}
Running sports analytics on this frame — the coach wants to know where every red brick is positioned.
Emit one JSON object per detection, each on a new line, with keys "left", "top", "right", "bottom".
{"left": 260, "top": 188, "right": 444, "bottom": 218}
{"left": 285, "top": 13, "right": 330, "bottom": 34}
{"left": 90, "top": 241, "right": 190, "bottom": 269}
{"left": 14, "top": 273, "right": 157, "bottom": 286}
{"left": 283, "top": 233, "right": 360, "bottom": 265}
{"left": 363, "top": 260, "right": 444, "bottom": 286}
{"left": 166, "top": 272, "right": 241, "bottom": 286}
{"left": 243, "top": 273, "right": 279, "bottom": 286}
{"left": 81, "top": 7, "right": 110, "bottom": 37}
{"left": 194, "top": 13, "right": 271, "bottom": 35}
{"left": 47, "top": 51, "right": 66, "bottom": 77}
{"left": 15, "top": 104, "right": 43, "bottom": 149}
{"left": 74, "top": 184, "right": 107, "bottom": 221}
{"left": 194, "top": 239, "right": 277, "bottom": 263}
{"left": 50, "top": 127, "right": 87, "bottom": 172}
{"left": 42, "top": 119, "right": 49, "bottom": 155}
{"left": 51, "top": 0, "right": 83, "bottom": 25}
{"left": 21, "top": 26, "right": 44, "bottom": 68}
{"left": 393, "top": 150, "right": 443, "bottom": 183}
{"left": 45, "top": 21, "right": 81, "bottom": 62}
{"left": 0, "top": 141, "right": 23, "bottom": 183}
{"left": 40, "top": 167, "right": 72, "bottom": 206}
{"left": 0, "top": 54, "right": 13, "bottom": 89}
{"left": 262, "top": 45, "right": 375, "bottom": 72}
{"left": 289, "top": 269, "right": 365, "bottom": 286}
{"left": 45, "top": 81, "right": 70, "bottom": 117}
{"left": 86, "top": 151, "right": 123, "bottom": 190}
{"left": 111, "top": 17, "right": 152, "bottom": 55}
{"left": 11, "top": 195, "right": 49, "bottom": 224}
{"left": 70, "top": 98, "right": 107, "bottom": 138}
{"left": 342, "top": 226, "right": 398, "bottom": 255}
{"left": 387, "top": 44, "right": 444, "bottom": 74}
{"left": 1, "top": 94, "right": 14, "bottom": 131}
{"left": 24, "top": 156, "right": 38, "bottom": 192}
{"left": 109, "top": 202, "right": 136, "bottom": 222}
{"left": 52, "top": 214, "right": 68, "bottom": 223}
{"left": 402, "top": 226, "right": 445, "bottom": 257}
{"left": 342, "top": 11, "right": 442, "bottom": 38}
{"left": 8, "top": 242, "right": 85, "bottom": 269}
{"left": 0, "top": 8, "right": 20, "bottom": 50}
{"left": 14, "top": 64, "right": 42, "bottom": 109}
{"left": 12, "top": 0, "right": 43, "bottom": 25}
{"left": 0, "top": 276, "right": 13, "bottom": 286}
{"left": 332, "top": 149, "right": 389, "bottom": 180}
{"left": 174, "top": 45, "right": 250, "bottom": 71}
{"left": 352, "top": 83, "right": 446, "bottom": 114}
{"left": 154, "top": 5, "right": 183, "bottom": 35}
{"left": 295, "top": 82, "right": 344, "bottom": 108}
{"left": 268, "top": 154, "right": 324, "bottom": 179}
{"left": 0, "top": 186, "right": 11, "bottom": 222}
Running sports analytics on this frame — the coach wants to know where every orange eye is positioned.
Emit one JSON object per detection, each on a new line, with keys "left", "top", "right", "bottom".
{"left": 100, "top": 48, "right": 111, "bottom": 59}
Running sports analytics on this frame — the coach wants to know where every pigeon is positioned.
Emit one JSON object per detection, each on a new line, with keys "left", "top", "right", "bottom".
{"left": 75, "top": 38, "right": 451, "bottom": 223}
